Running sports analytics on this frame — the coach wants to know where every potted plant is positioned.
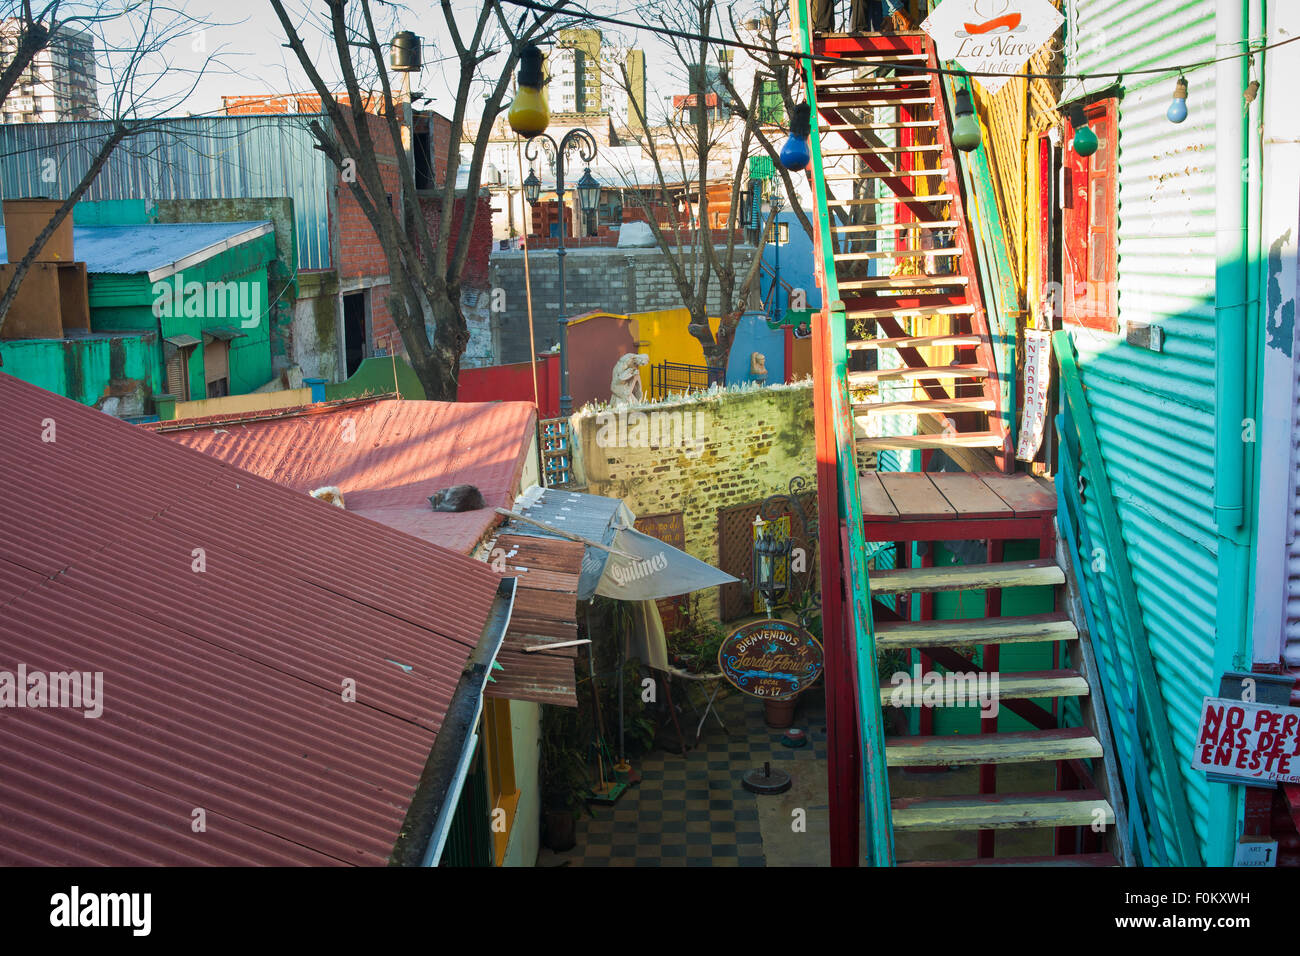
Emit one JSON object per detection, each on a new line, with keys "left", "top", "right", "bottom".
{"left": 540, "top": 706, "right": 588, "bottom": 852}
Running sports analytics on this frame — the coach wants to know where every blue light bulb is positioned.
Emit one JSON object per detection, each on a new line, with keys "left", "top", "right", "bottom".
{"left": 779, "top": 133, "right": 810, "bottom": 171}
{"left": 1167, "top": 76, "right": 1188, "bottom": 124}
{"left": 779, "top": 103, "right": 812, "bottom": 172}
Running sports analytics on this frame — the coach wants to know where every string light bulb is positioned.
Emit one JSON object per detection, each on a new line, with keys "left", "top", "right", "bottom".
{"left": 507, "top": 44, "right": 548, "bottom": 138}
{"left": 1166, "top": 75, "right": 1188, "bottom": 123}
{"left": 1070, "top": 106, "right": 1098, "bottom": 157}
{"left": 778, "top": 103, "right": 811, "bottom": 171}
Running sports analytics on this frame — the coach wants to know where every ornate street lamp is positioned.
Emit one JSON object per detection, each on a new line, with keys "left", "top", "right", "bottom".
{"left": 508, "top": 48, "right": 600, "bottom": 417}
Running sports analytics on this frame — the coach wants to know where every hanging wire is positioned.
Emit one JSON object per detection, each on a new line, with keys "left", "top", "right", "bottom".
{"left": 499, "top": 0, "right": 1291, "bottom": 86}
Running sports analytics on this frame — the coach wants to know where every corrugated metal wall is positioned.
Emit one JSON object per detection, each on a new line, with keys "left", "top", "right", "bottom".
{"left": 1065, "top": 0, "right": 1219, "bottom": 862}
{"left": 0, "top": 116, "right": 333, "bottom": 269}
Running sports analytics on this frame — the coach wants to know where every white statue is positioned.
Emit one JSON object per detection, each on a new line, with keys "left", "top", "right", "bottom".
{"left": 611, "top": 352, "right": 649, "bottom": 403}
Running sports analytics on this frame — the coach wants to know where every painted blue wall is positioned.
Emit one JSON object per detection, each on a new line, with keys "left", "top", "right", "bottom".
{"left": 725, "top": 311, "right": 786, "bottom": 385}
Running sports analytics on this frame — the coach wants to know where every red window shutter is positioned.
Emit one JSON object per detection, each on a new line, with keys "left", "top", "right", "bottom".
{"left": 1063, "top": 99, "right": 1118, "bottom": 333}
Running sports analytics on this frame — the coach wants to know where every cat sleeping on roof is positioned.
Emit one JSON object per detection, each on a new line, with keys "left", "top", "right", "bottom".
{"left": 428, "top": 484, "right": 486, "bottom": 512}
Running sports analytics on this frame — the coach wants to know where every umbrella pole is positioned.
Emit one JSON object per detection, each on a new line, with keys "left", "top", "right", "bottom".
{"left": 618, "top": 626, "right": 625, "bottom": 762}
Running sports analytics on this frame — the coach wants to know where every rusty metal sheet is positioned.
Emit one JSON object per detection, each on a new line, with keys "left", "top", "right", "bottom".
{"left": 0, "top": 372, "right": 503, "bottom": 866}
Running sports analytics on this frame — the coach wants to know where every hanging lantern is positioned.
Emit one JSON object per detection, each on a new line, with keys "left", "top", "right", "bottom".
{"left": 508, "top": 44, "right": 549, "bottom": 138}
{"left": 778, "top": 103, "right": 812, "bottom": 172}
{"left": 576, "top": 167, "right": 601, "bottom": 214}
{"left": 951, "top": 86, "right": 980, "bottom": 151}
{"left": 1166, "top": 75, "right": 1189, "bottom": 123}
{"left": 523, "top": 167, "right": 541, "bottom": 206}
{"left": 752, "top": 525, "right": 793, "bottom": 607}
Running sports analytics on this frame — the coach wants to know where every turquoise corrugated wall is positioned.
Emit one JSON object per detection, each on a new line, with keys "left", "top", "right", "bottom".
{"left": 1065, "top": 0, "right": 1225, "bottom": 864}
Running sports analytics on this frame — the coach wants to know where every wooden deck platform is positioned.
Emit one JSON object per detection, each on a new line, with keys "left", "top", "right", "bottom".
{"left": 859, "top": 471, "right": 1056, "bottom": 543}
{"left": 860, "top": 471, "right": 1055, "bottom": 521}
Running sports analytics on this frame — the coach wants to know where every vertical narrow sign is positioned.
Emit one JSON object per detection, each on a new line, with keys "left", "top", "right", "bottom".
{"left": 1016, "top": 328, "right": 1051, "bottom": 461}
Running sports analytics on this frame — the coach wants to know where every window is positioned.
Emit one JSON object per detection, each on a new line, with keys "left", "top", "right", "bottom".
{"left": 1063, "top": 98, "right": 1118, "bottom": 332}
{"left": 165, "top": 346, "right": 192, "bottom": 399}
{"left": 414, "top": 129, "right": 435, "bottom": 190}
{"left": 481, "top": 698, "right": 519, "bottom": 866}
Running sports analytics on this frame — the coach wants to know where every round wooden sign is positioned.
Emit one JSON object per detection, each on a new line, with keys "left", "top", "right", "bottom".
{"left": 717, "top": 619, "right": 824, "bottom": 701}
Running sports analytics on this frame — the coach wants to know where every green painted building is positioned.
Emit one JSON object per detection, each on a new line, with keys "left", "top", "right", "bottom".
{"left": 0, "top": 213, "right": 278, "bottom": 418}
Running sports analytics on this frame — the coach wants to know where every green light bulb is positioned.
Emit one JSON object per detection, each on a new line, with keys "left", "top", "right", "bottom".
{"left": 1073, "top": 123, "right": 1099, "bottom": 157}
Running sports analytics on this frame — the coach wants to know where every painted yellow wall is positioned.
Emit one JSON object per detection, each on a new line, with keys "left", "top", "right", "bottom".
{"left": 568, "top": 307, "right": 724, "bottom": 396}
{"left": 501, "top": 699, "right": 541, "bottom": 867}
{"left": 171, "top": 387, "right": 314, "bottom": 420}
{"left": 628, "top": 307, "right": 722, "bottom": 394}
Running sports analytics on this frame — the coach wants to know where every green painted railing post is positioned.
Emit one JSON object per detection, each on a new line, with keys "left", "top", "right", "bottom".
{"left": 938, "top": 68, "right": 1018, "bottom": 453}
{"left": 1054, "top": 330, "right": 1202, "bottom": 866}
{"left": 794, "top": 0, "right": 894, "bottom": 867}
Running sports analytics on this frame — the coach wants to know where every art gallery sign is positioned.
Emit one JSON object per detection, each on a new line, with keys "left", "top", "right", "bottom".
{"left": 921, "top": 0, "right": 1065, "bottom": 94}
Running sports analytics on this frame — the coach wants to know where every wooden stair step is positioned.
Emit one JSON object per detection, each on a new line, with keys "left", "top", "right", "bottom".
{"left": 832, "top": 220, "right": 960, "bottom": 231}
{"left": 848, "top": 333, "right": 981, "bottom": 350}
{"left": 881, "top": 669, "right": 1090, "bottom": 706}
{"left": 899, "top": 852, "right": 1119, "bottom": 867}
{"left": 827, "top": 196, "right": 954, "bottom": 208}
{"left": 839, "top": 275, "right": 967, "bottom": 290}
{"left": 874, "top": 611, "right": 1078, "bottom": 650}
{"left": 815, "top": 81, "right": 932, "bottom": 93}
{"left": 871, "top": 558, "right": 1065, "bottom": 594}
{"left": 815, "top": 95, "right": 936, "bottom": 107}
{"left": 886, "top": 728, "right": 1103, "bottom": 768}
{"left": 854, "top": 397, "right": 996, "bottom": 417}
{"left": 899, "top": 852, "right": 1120, "bottom": 867}
{"left": 825, "top": 170, "right": 947, "bottom": 181}
{"left": 891, "top": 790, "right": 1115, "bottom": 830}
{"left": 836, "top": 249, "right": 965, "bottom": 262}
{"left": 856, "top": 432, "right": 1003, "bottom": 451}
{"left": 848, "top": 364, "right": 987, "bottom": 384}
{"left": 843, "top": 302, "right": 975, "bottom": 320}
{"left": 822, "top": 51, "right": 928, "bottom": 62}
{"left": 821, "top": 121, "right": 941, "bottom": 131}
{"left": 823, "top": 146, "right": 945, "bottom": 156}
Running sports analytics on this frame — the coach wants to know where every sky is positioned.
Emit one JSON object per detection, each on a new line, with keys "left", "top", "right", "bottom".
{"left": 86, "top": 0, "right": 718, "bottom": 119}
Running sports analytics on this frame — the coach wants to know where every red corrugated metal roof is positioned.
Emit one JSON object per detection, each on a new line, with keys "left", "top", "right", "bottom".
{"left": 0, "top": 373, "right": 504, "bottom": 866}
{"left": 146, "top": 398, "right": 536, "bottom": 555}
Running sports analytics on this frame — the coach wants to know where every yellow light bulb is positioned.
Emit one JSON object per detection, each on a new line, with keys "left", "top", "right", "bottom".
{"left": 509, "top": 84, "right": 549, "bottom": 138}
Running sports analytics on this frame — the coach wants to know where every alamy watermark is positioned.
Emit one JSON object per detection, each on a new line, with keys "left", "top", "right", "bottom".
{"left": 594, "top": 408, "right": 708, "bottom": 459}
{"left": 151, "top": 273, "right": 261, "bottom": 328}
{"left": 887, "top": 665, "right": 999, "bottom": 719}
{"left": 0, "top": 664, "right": 103, "bottom": 718}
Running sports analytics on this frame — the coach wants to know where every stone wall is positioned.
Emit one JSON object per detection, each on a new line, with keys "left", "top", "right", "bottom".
{"left": 570, "top": 381, "right": 816, "bottom": 621}
{"left": 488, "top": 244, "right": 755, "bottom": 364}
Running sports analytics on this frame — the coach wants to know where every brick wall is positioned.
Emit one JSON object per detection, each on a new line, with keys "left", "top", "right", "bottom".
{"left": 488, "top": 244, "right": 756, "bottom": 363}
{"left": 336, "top": 113, "right": 399, "bottom": 282}
{"left": 570, "top": 382, "right": 815, "bottom": 621}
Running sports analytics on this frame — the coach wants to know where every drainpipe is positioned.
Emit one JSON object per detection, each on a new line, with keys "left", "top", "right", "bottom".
{"left": 1212, "top": 0, "right": 1256, "bottom": 868}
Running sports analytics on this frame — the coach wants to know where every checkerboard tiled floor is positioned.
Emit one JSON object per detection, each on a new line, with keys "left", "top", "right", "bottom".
{"left": 545, "top": 682, "right": 829, "bottom": 867}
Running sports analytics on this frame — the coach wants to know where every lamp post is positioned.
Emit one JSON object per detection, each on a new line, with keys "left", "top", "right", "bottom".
{"left": 769, "top": 190, "right": 786, "bottom": 324}
{"left": 509, "top": 42, "right": 602, "bottom": 417}
{"left": 520, "top": 133, "right": 600, "bottom": 417}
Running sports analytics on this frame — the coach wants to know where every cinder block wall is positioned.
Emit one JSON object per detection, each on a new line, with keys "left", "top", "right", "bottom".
{"left": 489, "top": 245, "right": 755, "bottom": 364}
{"left": 570, "top": 381, "right": 816, "bottom": 621}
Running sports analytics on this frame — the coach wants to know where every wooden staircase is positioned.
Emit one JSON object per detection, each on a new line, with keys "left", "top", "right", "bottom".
{"left": 870, "top": 553, "right": 1123, "bottom": 866}
{"left": 810, "top": 32, "right": 1010, "bottom": 471}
